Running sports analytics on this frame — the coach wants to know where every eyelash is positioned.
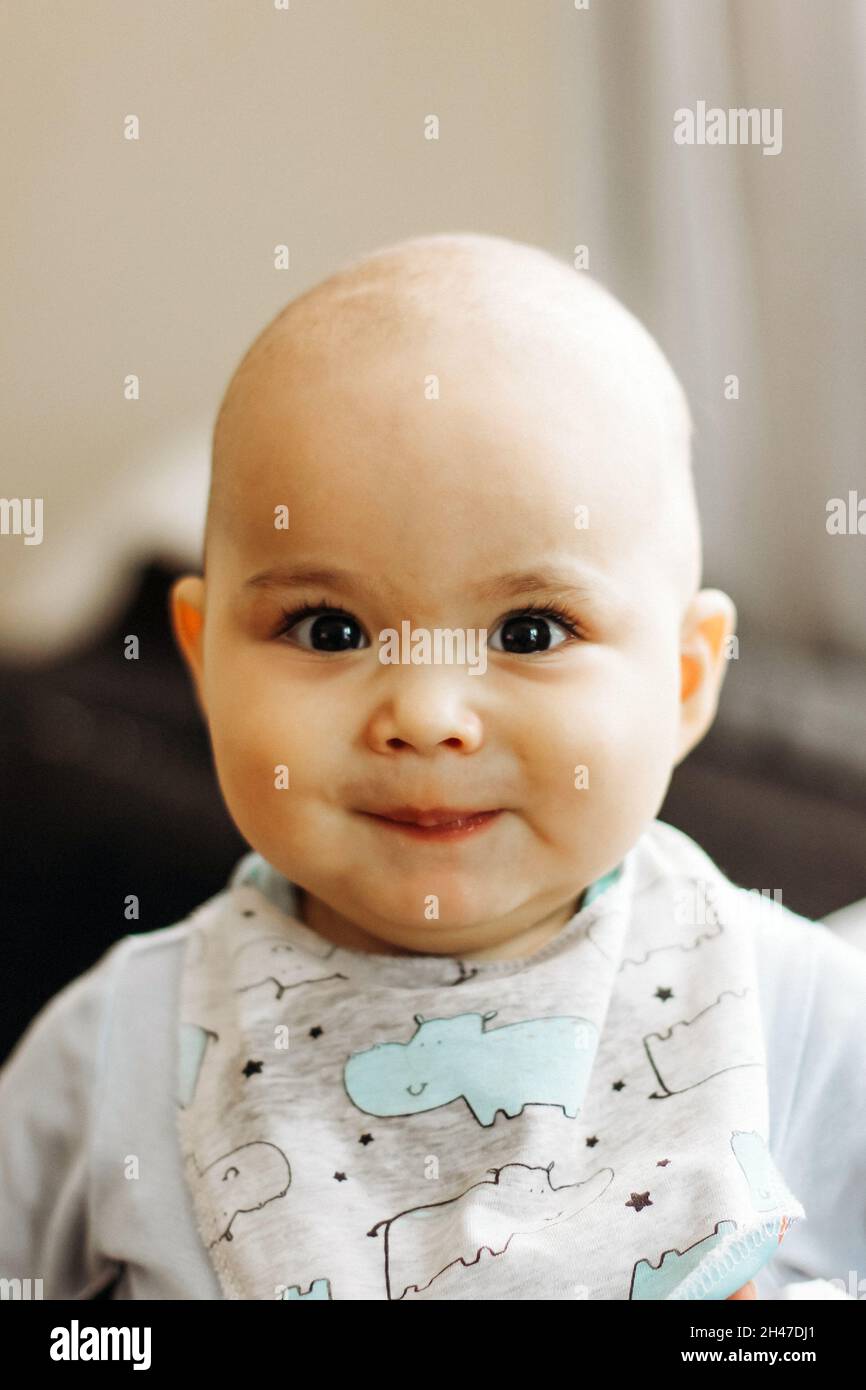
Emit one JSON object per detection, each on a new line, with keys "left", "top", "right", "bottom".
{"left": 273, "top": 597, "right": 587, "bottom": 644}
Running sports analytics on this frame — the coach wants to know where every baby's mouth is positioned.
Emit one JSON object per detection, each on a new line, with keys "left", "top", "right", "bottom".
{"left": 357, "top": 806, "right": 505, "bottom": 840}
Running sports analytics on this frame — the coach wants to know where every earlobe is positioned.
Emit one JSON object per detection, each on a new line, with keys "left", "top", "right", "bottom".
{"left": 680, "top": 612, "right": 729, "bottom": 700}
{"left": 176, "top": 593, "right": 203, "bottom": 649}
{"left": 676, "top": 589, "right": 737, "bottom": 762}
{"left": 169, "top": 575, "right": 206, "bottom": 703}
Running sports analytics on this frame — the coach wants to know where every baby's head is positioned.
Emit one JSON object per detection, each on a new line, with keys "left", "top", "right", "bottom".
{"left": 172, "top": 233, "right": 735, "bottom": 959}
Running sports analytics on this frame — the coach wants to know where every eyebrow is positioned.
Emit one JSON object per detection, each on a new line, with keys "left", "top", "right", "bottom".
{"left": 245, "top": 565, "right": 371, "bottom": 594}
{"left": 243, "top": 563, "right": 613, "bottom": 604}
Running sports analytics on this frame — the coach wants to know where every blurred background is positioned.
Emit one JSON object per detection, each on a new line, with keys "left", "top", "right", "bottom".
{"left": 2, "top": 0, "right": 866, "bottom": 1063}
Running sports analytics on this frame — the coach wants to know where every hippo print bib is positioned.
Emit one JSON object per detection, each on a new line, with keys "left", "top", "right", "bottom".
{"left": 175, "top": 819, "right": 804, "bottom": 1300}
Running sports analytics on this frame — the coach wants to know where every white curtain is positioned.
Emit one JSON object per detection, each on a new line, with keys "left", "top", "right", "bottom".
{"left": 553, "top": 0, "right": 866, "bottom": 658}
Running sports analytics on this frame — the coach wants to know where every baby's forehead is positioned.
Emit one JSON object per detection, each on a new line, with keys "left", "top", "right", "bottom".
{"left": 226, "top": 235, "right": 689, "bottom": 429}
{"left": 242, "top": 282, "right": 682, "bottom": 471}
{"left": 208, "top": 237, "right": 697, "bottom": 592}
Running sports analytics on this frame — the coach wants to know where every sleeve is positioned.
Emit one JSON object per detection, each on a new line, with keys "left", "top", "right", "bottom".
{"left": 766, "top": 924, "right": 866, "bottom": 1298}
{"left": 0, "top": 948, "right": 124, "bottom": 1299}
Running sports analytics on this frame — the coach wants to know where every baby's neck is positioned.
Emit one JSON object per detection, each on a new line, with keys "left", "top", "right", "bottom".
{"left": 296, "top": 887, "right": 581, "bottom": 962}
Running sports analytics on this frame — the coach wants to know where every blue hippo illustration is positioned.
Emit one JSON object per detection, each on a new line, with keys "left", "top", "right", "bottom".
{"left": 280, "top": 1278, "right": 332, "bottom": 1300}
{"left": 344, "top": 1010, "right": 599, "bottom": 1127}
{"left": 631, "top": 1217, "right": 789, "bottom": 1301}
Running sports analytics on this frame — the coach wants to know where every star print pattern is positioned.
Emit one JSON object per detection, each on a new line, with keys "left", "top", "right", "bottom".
{"left": 626, "top": 1192, "right": 653, "bottom": 1213}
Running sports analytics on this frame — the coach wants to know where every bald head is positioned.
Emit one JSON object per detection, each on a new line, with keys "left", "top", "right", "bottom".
{"left": 205, "top": 233, "right": 700, "bottom": 601}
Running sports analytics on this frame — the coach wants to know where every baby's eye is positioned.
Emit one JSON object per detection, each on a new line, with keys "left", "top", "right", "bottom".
{"left": 277, "top": 603, "right": 370, "bottom": 652}
{"left": 488, "top": 607, "right": 583, "bottom": 655}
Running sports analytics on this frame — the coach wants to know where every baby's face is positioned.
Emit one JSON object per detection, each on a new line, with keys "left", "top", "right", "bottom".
{"left": 176, "top": 298, "right": 724, "bottom": 959}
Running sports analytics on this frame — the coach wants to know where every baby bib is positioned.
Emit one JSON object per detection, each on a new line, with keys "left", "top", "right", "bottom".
{"left": 175, "top": 820, "right": 804, "bottom": 1300}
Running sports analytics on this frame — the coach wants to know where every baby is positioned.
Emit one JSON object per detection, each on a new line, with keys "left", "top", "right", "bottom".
{"left": 1, "top": 233, "right": 864, "bottom": 1302}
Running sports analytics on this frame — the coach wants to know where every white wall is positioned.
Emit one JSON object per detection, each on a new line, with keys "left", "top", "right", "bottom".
{"left": 1, "top": 0, "right": 864, "bottom": 672}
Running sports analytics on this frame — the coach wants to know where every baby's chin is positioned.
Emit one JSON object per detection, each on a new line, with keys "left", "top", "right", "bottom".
{"left": 324, "top": 874, "right": 578, "bottom": 955}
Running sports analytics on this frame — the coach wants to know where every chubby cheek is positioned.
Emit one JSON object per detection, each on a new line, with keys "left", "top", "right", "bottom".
{"left": 203, "top": 670, "right": 336, "bottom": 846}
{"left": 519, "top": 663, "right": 679, "bottom": 850}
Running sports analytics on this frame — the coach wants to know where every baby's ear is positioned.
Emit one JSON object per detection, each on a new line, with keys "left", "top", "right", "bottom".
{"left": 675, "top": 588, "right": 737, "bottom": 765}
{"left": 169, "top": 575, "right": 207, "bottom": 716}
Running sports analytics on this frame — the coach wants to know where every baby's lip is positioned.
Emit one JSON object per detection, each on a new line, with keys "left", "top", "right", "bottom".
{"left": 359, "top": 805, "right": 501, "bottom": 827}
